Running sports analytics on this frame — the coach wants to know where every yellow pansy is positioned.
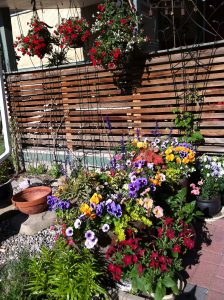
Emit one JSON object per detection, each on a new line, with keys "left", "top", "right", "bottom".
{"left": 182, "top": 157, "right": 189, "bottom": 164}
{"left": 132, "top": 138, "right": 138, "bottom": 146}
{"left": 166, "top": 154, "right": 175, "bottom": 161}
{"left": 90, "top": 193, "right": 102, "bottom": 204}
{"left": 176, "top": 157, "right": 182, "bottom": 164}
{"left": 80, "top": 203, "right": 92, "bottom": 215}
{"left": 165, "top": 147, "right": 173, "bottom": 155}
{"left": 137, "top": 142, "right": 144, "bottom": 148}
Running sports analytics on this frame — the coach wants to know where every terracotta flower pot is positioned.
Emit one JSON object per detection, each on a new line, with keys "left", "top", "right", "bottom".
{"left": 12, "top": 186, "right": 52, "bottom": 215}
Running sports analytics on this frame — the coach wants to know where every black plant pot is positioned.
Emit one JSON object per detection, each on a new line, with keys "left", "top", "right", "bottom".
{"left": 0, "top": 180, "right": 13, "bottom": 208}
{"left": 196, "top": 194, "right": 222, "bottom": 218}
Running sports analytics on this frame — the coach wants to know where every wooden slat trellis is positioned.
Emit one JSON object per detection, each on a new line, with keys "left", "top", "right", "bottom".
{"left": 5, "top": 41, "right": 224, "bottom": 154}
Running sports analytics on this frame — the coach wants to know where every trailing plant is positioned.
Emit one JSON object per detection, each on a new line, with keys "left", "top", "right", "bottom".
{"left": 89, "top": 0, "right": 147, "bottom": 69}
{"left": 14, "top": 16, "right": 53, "bottom": 59}
{"left": 0, "top": 251, "right": 32, "bottom": 300}
{"left": 27, "top": 238, "right": 109, "bottom": 300}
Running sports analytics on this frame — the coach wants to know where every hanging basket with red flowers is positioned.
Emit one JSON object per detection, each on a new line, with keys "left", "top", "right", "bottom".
{"left": 54, "top": 17, "right": 91, "bottom": 49}
{"left": 14, "top": 17, "right": 53, "bottom": 59}
{"left": 89, "top": 0, "right": 148, "bottom": 70}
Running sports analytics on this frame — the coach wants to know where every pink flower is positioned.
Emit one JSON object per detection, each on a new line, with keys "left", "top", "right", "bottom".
{"left": 153, "top": 206, "right": 164, "bottom": 218}
{"left": 191, "top": 187, "right": 200, "bottom": 195}
{"left": 198, "top": 180, "right": 204, "bottom": 186}
{"left": 190, "top": 183, "right": 196, "bottom": 188}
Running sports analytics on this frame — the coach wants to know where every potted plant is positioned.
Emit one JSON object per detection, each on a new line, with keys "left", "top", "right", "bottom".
{"left": 89, "top": 0, "right": 147, "bottom": 70}
{"left": 54, "top": 17, "right": 90, "bottom": 49}
{"left": 14, "top": 16, "right": 53, "bottom": 59}
{"left": 191, "top": 155, "right": 224, "bottom": 217}
{"left": 0, "top": 157, "right": 14, "bottom": 207}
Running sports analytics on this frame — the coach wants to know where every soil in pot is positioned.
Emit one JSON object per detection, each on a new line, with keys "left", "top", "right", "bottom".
{"left": 12, "top": 186, "right": 52, "bottom": 215}
{"left": 196, "top": 194, "right": 222, "bottom": 218}
{"left": 0, "top": 180, "right": 13, "bottom": 208}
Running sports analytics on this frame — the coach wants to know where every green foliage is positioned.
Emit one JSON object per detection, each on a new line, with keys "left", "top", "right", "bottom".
{"left": 58, "top": 169, "right": 99, "bottom": 204}
{"left": 166, "top": 188, "right": 203, "bottom": 223}
{"left": 27, "top": 164, "right": 47, "bottom": 176}
{"left": 27, "top": 239, "right": 108, "bottom": 300}
{"left": 0, "top": 157, "right": 15, "bottom": 185}
{"left": 0, "top": 251, "right": 32, "bottom": 300}
{"left": 47, "top": 163, "right": 63, "bottom": 179}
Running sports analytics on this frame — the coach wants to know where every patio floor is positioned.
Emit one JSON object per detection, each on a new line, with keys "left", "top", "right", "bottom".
{"left": 181, "top": 217, "right": 224, "bottom": 300}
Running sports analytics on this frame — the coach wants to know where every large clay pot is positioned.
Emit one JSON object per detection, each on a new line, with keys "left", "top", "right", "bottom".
{"left": 12, "top": 186, "right": 52, "bottom": 215}
{"left": 196, "top": 194, "right": 222, "bottom": 218}
{"left": 0, "top": 180, "right": 13, "bottom": 208}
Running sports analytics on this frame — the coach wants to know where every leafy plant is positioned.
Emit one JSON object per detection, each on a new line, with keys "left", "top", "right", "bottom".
{"left": 27, "top": 164, "right": 47, "bottom": 176}
{"left": 166, "top": 188, "right": 203, "bottom": 224}
{"left": 27, "top": 239, "right": 109, "bottom": 300}
{"left": 47, "top": 163, "right": 64, "bottom": 179}
{"left": 0, "top": 251, "right": 32, "bottom": 300}
{"left": 0, "top": 157, "right": 15, "bottom": 185}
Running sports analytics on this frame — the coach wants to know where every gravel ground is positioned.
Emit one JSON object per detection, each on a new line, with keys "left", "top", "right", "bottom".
{"left": 0, "top": 174, "right": 60, "bottom": 268}
{"left": 0, "top": 228, "right": 56, "bottom": 267}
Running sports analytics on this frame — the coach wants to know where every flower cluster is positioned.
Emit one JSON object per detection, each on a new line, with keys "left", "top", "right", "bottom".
{"left": 47, "top": 195, "right": 70, "bottom": 211}
{"left": 14, "top": 17, "right": 53, "bottom": 59}
{"left": 55, "top": 17, "right": 90, "bottom": 48}
{"left": 194, "top": 154, "right": 224, "bottom": 199}
{"left": 89, "top": 1, "right": 147, "bottom": 69}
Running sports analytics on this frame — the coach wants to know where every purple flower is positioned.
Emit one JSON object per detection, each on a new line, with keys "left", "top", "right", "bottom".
{"left": 85, "top": 230, "right": 95, "bottom": 240}
{"left": 137, "top": 177, "right": 148, "bottom": 188}
{"left": 130, "top": 175, "right": 137, "bottom": 183}
{"left": 107, "top": 201, "right": 122, "bottom": 218}
{"left": 65, "top": 227, "right": 73, "bottom": 237}
{"left": 102, "top": 224, "right": 110, "bottom": 232}
{"left": 150, "top": 184, "right": 156, "bottom": 192}
{"left": 90, "top": 202, "right": 96, "bottom": 210}
{"left": 96, "top": 202, "right": 105, "bottom": 216}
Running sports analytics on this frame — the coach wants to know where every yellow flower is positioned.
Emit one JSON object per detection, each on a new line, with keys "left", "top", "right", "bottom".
{"left": 80, "top": 203, "right": 92, "bottom": 215}
{"left": 132, "top": 138, "right": 138, "bottom": 146}
{"left": 137, "top": 142, "right": 144, "bottom": 148}
{"left": 137, "top": 198, "right": 144, "bottom": 206}
{"left": 90, "top": 193, "right": 102, "bottom": 204}
{"left": 188, "top": 152, "right": 195, "bottom": 160}
{"left": 165, "top": 147, "right": 173, "bottom": 155}
{"left": 143, "top": 142, "right": 148, "bottom": 149}
{"left": 182, "top": 157, "right": 189, "bottom": 164}
{"left": 166, "top": 154, "right": 175, "bottom": 162}
{"left": 176, "top": 157, "right": 182, "bottom": 164}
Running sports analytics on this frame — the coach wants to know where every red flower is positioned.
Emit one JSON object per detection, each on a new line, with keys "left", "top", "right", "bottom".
{"left": 150, "top": 251, "right": 159, "bottom": 260}
{"left": 173, "top": 244, "right": 181, "bottom": 253}
{"left": 150, "top": 260, "right": 159, "bottom": 268}
{"left": 132, "top": 255, "right": 138, "bottom": 263}
{"left": 97, "top": 4, "right": 105, "bottom": 12}
{"left": 138, "top": 264, "right": 143, "bottom": 274}
{"left": 164, "top": 217, "right": 173, "bottom": 225}
{"left": 108, "top": 263, "right": 116, "bottom": 273}
{"left": 120, "top": 18, "right": 128, "bottom": 24}
{"left": 137, "top": 249, "right": 145, "bottom": 257}
{"left": 184, "top": 238, "right": 195, "bottom": 250}
{"left": 166, "top": 228, "right": 175, "bottom": 240}
{"left": 122, "top": 255, "right": 132, "bottom": 266}
{"left": 126, "top": 228, "right": 133, "bottom": 237}
{"left": 157, "top": 227, "right": 163, "bottom": 238}
{"left": 160, "top": 264, "right": 168, "bottom": 272}
{"left": 95, "top": 41, "right": 101, "bottom": 47}
{"left": 159, "top": 256, "right": 166, "bottom": 264}
{"left": 113, "top": 48, "right": 120, "bottom": 60}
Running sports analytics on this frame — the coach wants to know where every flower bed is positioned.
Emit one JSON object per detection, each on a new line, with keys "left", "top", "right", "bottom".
{"left": 42, "top": 134, "right": 204, "bottom": 299}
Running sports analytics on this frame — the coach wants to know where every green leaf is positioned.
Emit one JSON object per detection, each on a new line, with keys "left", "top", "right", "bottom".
{"left": 154, "top": 281, "right": 166, "bottom": 300}
{"left": 163, "top": 275, "right": 177, "bottom": 288}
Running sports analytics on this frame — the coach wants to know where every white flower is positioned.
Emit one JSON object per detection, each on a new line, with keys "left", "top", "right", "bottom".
{"left": 85, "top": 237, "right": 98, "bottom": 249}
{"left": 102, "top": 224, "right": 110, "bottom": 232}
{"left": 74, "top": 219, "right": 81, "bottom": 229}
